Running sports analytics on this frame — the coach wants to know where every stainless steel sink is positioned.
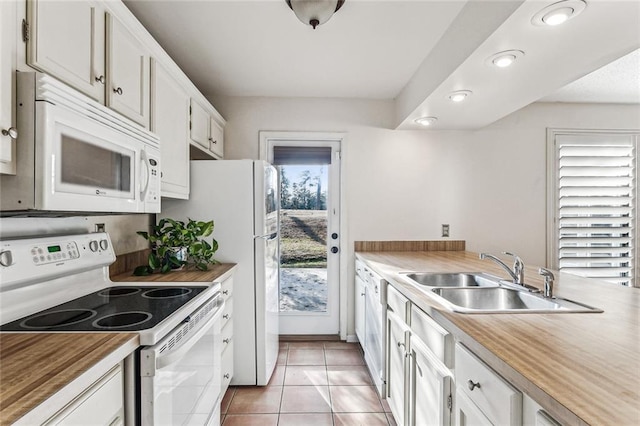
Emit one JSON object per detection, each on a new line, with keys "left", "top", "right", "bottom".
{"left": 402, "top": 272, "right": 501, "bottom": 288}
{"left": 430, "top": 287, "right": 602, "bottom": 314}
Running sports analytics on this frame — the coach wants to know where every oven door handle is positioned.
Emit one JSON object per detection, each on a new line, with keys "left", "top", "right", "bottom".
{"left": 155, "top": 302, "right": 224, "bottom": 370}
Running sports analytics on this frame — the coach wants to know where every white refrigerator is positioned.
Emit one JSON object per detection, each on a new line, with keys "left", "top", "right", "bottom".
{"left": 161, "top": 160, "right": 279, "bottom": 386}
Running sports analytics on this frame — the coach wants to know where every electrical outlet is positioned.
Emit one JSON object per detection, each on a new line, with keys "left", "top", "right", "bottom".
{"left": 95, "top": 223, "right": 105, "bottom": 233}
{"left": 442, "top": 224, "right": 450, "bottom": 238}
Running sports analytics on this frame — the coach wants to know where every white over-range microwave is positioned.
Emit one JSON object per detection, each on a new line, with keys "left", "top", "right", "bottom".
{"left": 0, "top": 72, "right": 160, "bottom": 214}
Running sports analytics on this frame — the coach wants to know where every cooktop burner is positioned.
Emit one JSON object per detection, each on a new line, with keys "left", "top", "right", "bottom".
{"left": 1, "top": 285, "right": 207, "bottom": 332}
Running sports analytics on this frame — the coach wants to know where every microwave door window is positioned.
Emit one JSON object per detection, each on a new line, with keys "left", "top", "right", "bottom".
{"left": 60, "top": 135, "right": 133, "bottom": 196}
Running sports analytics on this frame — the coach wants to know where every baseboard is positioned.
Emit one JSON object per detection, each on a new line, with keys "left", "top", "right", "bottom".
{"left": 279, "top": 334, "right": 340, "bottom": 342}
{"left": 346, "top": 334, "right": 359, "bottom": 343}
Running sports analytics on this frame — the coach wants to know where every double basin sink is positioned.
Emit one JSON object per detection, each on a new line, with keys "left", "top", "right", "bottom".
{"left": 401, "top": 272, "right": 602, "bottom": 314}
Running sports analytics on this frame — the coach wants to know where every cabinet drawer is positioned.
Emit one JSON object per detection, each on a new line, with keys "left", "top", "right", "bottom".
{"left": 387, "top": 284, "right": 408, "bottom": 321}
{"left": 221, "top": 344, "right": 234, "bottom": 392}
{"left": 221, "top": 277, "right": 233, "bottom": 300}
{"left": 45, "top": 364, "right": 123, "bottom": 425}
{"left": 221, "top": 318, "right": 233, "bottom": 351}
{"left": 355, "top": 259, "right": 366, "bottom": 280}
{"left": 222, "top": 296, "right": 233, "bottom": 327}
{"left": 455, "top": 343, "right": 522, "bottom": 426}
{"left": 410, "top": 305, "right": 453, "bottom": 368}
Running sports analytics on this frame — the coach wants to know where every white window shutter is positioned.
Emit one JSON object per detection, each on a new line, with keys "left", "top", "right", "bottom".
{"left": 555, "top": 134, "right": 636, "bottom": 286}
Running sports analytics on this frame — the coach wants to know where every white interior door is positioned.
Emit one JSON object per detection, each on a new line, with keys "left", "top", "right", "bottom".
{"left": 260, "top": 133, "right": 342, "bottom": 335}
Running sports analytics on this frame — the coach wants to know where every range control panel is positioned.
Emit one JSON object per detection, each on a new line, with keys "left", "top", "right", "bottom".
{"left": 0, "top": 233, "right": 115, "bottom": 290}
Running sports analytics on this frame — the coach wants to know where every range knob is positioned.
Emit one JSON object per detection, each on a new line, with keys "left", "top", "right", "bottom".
{"left": 0, "top": 250, "right": 13, "bottom": 267}
{"left": 99, "top": 239, "right": 109, "bottom": 250}
{"left": 89, "top": 240, "right": 99, "bottom": 252}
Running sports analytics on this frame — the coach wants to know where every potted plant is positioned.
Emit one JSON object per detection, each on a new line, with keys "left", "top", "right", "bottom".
{"left": 133, "top": 218, "right": 218, "bottom": 275}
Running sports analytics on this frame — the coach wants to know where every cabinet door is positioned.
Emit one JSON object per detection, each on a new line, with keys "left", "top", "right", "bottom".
{"left": 106, "top": 14, "right": 149, "bottom": 127}
{"left": 190, "top": 99, "right": 209, "bottom": 149}
{"left": 455, "top": 389, "right": 493, "bottom": 426}
{"left": 27, "top": 0, "right": 106, "bottom": 102}
{"left": 151, "top": 59, "right": 189, "bottom": 199}
{"left": 387, "top": 310, "right": 409, "bottom": 426}
{"left": 410, "top": 336, "right": 453, "bottom": 426}
{"left": 355, "top": 274, "right": 366, "bottom": 346}
{"left": 0, "top": 0, "right": 16, "bottom": 175}
{"left": 209, "top": 116, "right": 224, "bottom": 158}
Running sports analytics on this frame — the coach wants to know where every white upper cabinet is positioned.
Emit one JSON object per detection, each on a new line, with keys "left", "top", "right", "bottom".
{"left": 106, "top": 13, "right": 149, "bottom": 127}
{"left": 27, "top": 0, "right": 106, "bottom": 103}
{"left": 190, "top": 99, "right": 224, "bottom": 159}
{"left": 190, "top": 99, "right": 210, "bottom": 149}
{"left": 151, "top": 59, "right": 189, "bottom": 199}
{"left": 209, "top": 116, "right": 224, "bottom": 158}
{"left": 0, "top": 0, "right": 17, "bottom": 175}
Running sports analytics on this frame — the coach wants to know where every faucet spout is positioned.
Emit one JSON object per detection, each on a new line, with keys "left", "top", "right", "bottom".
{"left": 479, "top": 252, "right": 520, "bottom": 283}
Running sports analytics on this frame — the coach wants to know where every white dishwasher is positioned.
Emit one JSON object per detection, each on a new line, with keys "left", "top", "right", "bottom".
{"left": 364, "top": 267, "right": 386, "bottom": 396}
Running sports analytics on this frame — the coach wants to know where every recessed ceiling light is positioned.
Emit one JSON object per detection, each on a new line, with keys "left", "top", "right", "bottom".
{"left": 415, "top": 117, "right": 438, "bottom": 126}
{"left": 448, "top": 90, "right": 472, "bottom": 102}
{"left": 486, "top": 50, "right": 525, "bottom": 68}
{"left": 532, "top": 0, "right": 587, "bottom": 26}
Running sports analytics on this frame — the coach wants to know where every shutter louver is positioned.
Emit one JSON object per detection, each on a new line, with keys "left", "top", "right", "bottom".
{"left": 556, "top": 136, "right": 636, "bottom": 286}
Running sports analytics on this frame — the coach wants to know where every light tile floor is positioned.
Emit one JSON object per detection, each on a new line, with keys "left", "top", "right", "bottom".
{"left": 221, "top": 341, "right": 397, "bottom": 426}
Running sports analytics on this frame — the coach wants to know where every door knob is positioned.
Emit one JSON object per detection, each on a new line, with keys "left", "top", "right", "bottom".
{"left": 331, "top": 233, "right": 338, "bottom": 240}
{"left": 331, "top": 247, "right": 339, "bottom": 254}
{"left": 1, "top": 127, "right": 18, "bottom": 139}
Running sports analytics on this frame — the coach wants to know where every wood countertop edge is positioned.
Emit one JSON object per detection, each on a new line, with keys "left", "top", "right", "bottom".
{"left": 355, "top": 251, "right": 639, "bottom": 426}
{"left": 110, "top": 263, "right": 237, "bottom": 283}
{"left": 4, "top": 334, "right": 139, "bottom": 426}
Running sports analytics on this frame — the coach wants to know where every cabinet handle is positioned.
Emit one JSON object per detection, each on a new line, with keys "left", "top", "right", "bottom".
{"left": 223, "top": 338, "right": 230, "bottom": 344}
{"left": 224, "top": 373, "right": 230, "bottom": 379}
{"left": 223, "top": 290, "right": 229, "bottom": 295}
{"left": 1, "top": 127, "right": 18, "bottom": 139}
{"left": 113, "top": 87, "right": 123, "bottom": 95}
{"left": 95, "top": 75, "right": 106, "bottom": 84}
{"left": 467, "top": 380, "right": 481, "bottom": 391}
{"left": 397, "top": 341, "right": 405, "bottom": 349}
{"left": 223, "top": 314, "right": 230, "bottom": 319}
{"left": 360, "top": 292, "right": 365, "bottom": 296}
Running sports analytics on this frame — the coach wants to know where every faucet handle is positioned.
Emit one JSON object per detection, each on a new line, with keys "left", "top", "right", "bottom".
{"left": 503, "top": 252, "right": 524, "bottom": 283}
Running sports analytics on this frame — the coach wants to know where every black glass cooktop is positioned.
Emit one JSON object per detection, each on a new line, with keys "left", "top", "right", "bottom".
{"left": 0, "top": 286, "right": 207, "bottom": 332}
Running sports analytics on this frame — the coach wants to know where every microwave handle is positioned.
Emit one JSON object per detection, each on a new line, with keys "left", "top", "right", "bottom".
{"left": 139, "top": 149, "right": 150, "bottom": 200}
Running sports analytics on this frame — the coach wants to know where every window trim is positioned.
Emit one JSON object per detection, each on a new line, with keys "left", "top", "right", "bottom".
{"left": 546, "top": 128, "right": 639, "bottom": 287}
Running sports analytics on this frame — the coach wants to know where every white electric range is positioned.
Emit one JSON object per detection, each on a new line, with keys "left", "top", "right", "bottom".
{"left": 0, "top": 232, "right": 224, "bottom": 425}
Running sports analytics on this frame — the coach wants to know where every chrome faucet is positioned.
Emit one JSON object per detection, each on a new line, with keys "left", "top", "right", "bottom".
{"left": 479, "top": 251, "right": 525, "bottom": 285}
{"left": 538, "top": 268, "right": 555, "bottom": 298}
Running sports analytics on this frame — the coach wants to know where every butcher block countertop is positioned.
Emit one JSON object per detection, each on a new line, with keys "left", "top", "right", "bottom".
{"left": 0, "top": 333, "right": 138, "bottom": 425}
{"left": 356, "top": 250, "right": 640, "bottom": 426}
{"left": 110, "top": 262, "right": 236, "bottom": 283}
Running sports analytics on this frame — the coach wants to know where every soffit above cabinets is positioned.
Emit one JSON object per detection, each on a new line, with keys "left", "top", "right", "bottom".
{"left": 123, "top": 0, "right": 640, "bottom": 131}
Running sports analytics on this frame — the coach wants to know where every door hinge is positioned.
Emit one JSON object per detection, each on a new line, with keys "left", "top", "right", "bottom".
{"left": 189, "top": 121, "right": 192, "bottom": 130}
{"left": 22, "top": 19, "right": 30, "bottom": 42}
{"left": 189, "top": 106, "right": 192, "bottom": 115}
{"left": 447, "top": 394, "right": 452, "bottom": 411}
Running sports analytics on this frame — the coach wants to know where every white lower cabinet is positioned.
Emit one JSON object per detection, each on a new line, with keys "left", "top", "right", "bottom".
{"left": 220, "top": 275, "right": 234, "bottom": 396}
{"left": 410, "top": 337, "right": 453, "bottom": 426}
{"left": 355, "top": 260, "right": 366, "bottom": 345}
{"left": 44, "top": 364, "right": 124, "bottom": 425}
{"left": 386, "top": 286, "right": 453, "bottom": 426}
{"left": 455, "top": 343, "right": 522, "bottom": 426}
{"left": 455, "top": 388, "right": 493, "bottom": 426}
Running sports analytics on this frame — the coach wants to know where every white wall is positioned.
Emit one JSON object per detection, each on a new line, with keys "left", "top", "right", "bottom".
{"left": 210, "top": 95, "right": 640, "bottom": 334}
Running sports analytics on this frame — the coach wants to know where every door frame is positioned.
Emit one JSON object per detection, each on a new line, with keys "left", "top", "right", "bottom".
{"left": 259, "top": 131, "right": 348, "bottom": 339}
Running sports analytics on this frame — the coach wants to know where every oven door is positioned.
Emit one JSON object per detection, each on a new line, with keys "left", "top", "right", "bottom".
{"left": 35, "top": 100, "right": 140, "bottom": 213}
{"left": 140, "top": 296, "right": 223, "bottom": 426}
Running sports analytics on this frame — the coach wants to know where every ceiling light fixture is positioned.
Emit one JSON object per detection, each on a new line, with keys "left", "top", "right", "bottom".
{"left": 531, "top": 0, "right": 587, "bottom": 26}
{"left": 415, "top": 117, "right": 438, "bottom": 127}
{"left": 286, "top": 0, "right": 345, "bottom": 29}
{"left": 448, "top": 90, "right": 472, "bottom": 102}
{"left": 486, "top": 50, "right": 525, "bottom": 68}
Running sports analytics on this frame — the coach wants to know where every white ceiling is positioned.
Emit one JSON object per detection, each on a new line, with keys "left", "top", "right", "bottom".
{"left": 124, "top": 0, "right": 640, "bottom": 130}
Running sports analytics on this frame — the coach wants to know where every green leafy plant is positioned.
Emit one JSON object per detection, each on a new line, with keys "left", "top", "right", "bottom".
{"left": 133, "top": 218, "right": 218, "bottom": 275}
